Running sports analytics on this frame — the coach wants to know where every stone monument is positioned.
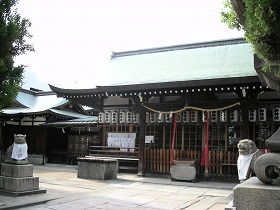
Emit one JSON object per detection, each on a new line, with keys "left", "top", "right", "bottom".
{"left": 0, "top": 134, "right": 46, "bottom": 196}
{"left": 77, "top": 156, "right": 118, "bottom": 180}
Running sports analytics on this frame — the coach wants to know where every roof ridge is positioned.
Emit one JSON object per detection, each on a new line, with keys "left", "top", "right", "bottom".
{"left": 20, "top": 88, "right": 55, "bottom": 96}
{"left": 111, "top": 37, "right": 247, "bottom": 58}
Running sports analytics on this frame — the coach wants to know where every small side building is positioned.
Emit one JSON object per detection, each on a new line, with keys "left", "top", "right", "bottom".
{"left": 0, "top": 88, "right": 98, "bottom": 164}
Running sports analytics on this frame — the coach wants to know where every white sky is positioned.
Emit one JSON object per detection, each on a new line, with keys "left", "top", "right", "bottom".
{"left": 15, "top": 0, "right": 244, "bottom": 87}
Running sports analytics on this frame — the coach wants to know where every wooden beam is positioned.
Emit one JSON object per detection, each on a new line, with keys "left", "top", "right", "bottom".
{"left": 137, "top": 105, "right": 146, "bottom": 177}
{"left": 241, "top": 100, "right": 249, "bottom": 139}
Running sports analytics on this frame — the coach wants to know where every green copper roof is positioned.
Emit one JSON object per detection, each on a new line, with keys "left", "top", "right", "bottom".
{"left": 0, "top": 89, "right": 89, "bottom": 119}
{"left": 41, "top": 116, "right": 98, "bottom": 127}
{"left": 97, "top": 39, "right": 256, "bottom": 86}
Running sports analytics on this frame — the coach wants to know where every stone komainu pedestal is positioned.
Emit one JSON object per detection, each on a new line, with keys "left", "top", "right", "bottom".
{"left": 0, "top": 134, "right": 46, "bottom": 196}
{"left": 229, "top": 129, "right": 280, "bottom": 210}
{"left": 233, "top": 177, "right": 280, "bottom": 210}
{"left": 0, "top": 163, "right": 46, "bottom": 196}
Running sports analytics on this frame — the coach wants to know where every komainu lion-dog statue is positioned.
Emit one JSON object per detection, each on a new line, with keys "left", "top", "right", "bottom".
{"left": 5, "top": 134, "right": 28, "bottom": 165}
{"left": 237, "top": 139, "right": 262, "bottom": 182}
{"left": 255, "top": 127, "right": 280, "bottom": 184}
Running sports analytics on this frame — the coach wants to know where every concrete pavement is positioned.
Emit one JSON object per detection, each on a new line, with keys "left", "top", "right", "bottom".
{"left": 0, "top": 164, "right": 237, "bottom": 210}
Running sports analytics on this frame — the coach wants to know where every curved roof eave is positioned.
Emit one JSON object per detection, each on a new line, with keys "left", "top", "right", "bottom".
{"left": 49, "top": 76, "right": 261, "bottom": 96}
{"left": 48, "top": 109, "right": 90, "bottom": 119}
{"left": 0, "top": 108, "right": 89, "bottom": 119}
{"left": 49, "top": 84, "right": 100, "bottom": 96}
{"left": 0, "top": 109, "right": 48, "bottom": 117}
{"left": 41, "top": 116, "right": 98, "bottom": 127}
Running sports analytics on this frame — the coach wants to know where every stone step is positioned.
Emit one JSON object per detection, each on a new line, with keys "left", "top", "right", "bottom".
{"left": 0, "top": 176, "right": 39, "bottom": 192}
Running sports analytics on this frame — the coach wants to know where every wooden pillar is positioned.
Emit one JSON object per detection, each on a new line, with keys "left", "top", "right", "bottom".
{"left": 31, "top": 116, "right": 34, "bottom": 154}
{"left": 0, "top": 123, "right": 3, "bottom": 161}
{"left": 42, "top": 126, "right": 47, "bottom": 165}
{"left": 241, "top": 100, "right": 249, "bottom": 139}
{"left": 137, "top": 106, "right": 146, "bottom": 177}
{"left": 102, "top": 126, "right": 106, "bottom": 146}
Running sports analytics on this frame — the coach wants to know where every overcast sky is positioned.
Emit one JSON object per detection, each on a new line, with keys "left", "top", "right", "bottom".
{"left": 15, "top": 0, "right": 244, "bottom": 87}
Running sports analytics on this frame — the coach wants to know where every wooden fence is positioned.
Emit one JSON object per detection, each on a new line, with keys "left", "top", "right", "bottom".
{"left": 48, "top": 150, "right": 87, "bottom": 165}
{"left": 47, "top": 148, "right": 239, "bottom": 181}
{"left": 145, "top": 149, "right": 239, "bottom": 180}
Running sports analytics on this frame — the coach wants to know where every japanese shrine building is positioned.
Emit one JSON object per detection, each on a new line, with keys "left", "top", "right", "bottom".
{"left": 0, "top": 88, "right": 98, "bottom": 164}
{"left": 50, "top": 38, "right": 279, "bottom": 179}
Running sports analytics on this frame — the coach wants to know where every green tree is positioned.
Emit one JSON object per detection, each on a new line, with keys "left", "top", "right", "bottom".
{"left": 221, "top": 0, "right": 280, "bottom": 80}
{"left": 0, "top": 0, "right": 33, "bottom": 108}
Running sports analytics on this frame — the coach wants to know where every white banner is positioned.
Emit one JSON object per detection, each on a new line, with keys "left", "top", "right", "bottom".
{"left": 11, "top": 143, "right": 28, "bottom": 160}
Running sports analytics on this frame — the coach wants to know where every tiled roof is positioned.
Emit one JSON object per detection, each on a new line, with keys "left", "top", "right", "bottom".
{"left": 15, "top": 90, "right": 68, "bottom": 110}
{"left": 0, "top": 89, "right": 89, "bottom": 119}
{"left": 0, "top": 108, "right": 89, "bottom": 119}
{"left": 96, "top": 38, "right": 256, "bottom": 86}
{"left": 42, "top": 116, "right": 98, "bottom": 127}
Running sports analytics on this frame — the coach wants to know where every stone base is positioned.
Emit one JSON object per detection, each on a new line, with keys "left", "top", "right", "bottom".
{"left": 233, "top": 177, "right": 280, "bottom": 210}
{"left": 77, "top": 157, "right": 118, "bottom": 180}
{"left": 0, "top": 188, "right": 46, "bottom": 197}
{"left": 5, "top": 159, "right": 29, "bottom": 165}
{"left": 0, "top": 163, "right": 46, "bottom": 197}
{"left": 0, "top": 176, "right": 39, "bottom": 192}
{"left": 1, "top": 163, "right": 33, "bottom": 177}
{"left": 224, "top": 200, "right": 235, "bottom": 210}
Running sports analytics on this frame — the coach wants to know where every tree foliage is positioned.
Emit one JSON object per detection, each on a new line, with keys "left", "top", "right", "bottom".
{"left": 0, "top": 0, "right": 33, "bottom": 108}
{"left": 221, "top": 0, "right": 242, "bottom": 30}
{"left": 221, "top": 0, "right": 280, "bottom": 78}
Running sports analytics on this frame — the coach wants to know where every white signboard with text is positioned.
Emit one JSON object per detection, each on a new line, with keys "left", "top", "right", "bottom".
{"left": 107, "top": 132, "right": 136, "bottom": 151}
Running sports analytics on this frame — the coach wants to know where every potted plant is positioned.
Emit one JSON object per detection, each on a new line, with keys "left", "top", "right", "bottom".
{"left": 221, "top": 0, "right": 280, "bottom": 90}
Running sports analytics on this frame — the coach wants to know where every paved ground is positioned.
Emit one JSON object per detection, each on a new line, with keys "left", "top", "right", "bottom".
{"left": 0, "top": 164, "right": 237, "bottom": 210}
